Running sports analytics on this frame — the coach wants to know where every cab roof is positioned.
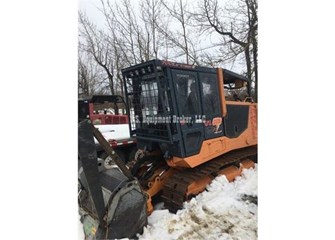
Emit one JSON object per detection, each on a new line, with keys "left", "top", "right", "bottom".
{"left": 122, "top": 59, "right": 250, "bottom": 84}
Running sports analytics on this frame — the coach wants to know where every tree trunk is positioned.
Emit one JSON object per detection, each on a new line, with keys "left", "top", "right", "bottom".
{"left": 108, "top": 73, "right": 115, "bottom": 95}
{"left": 244, "top": 44, "right": 252, "bottom": 84}
{"left": 252, "top": 38, "right": 258, "bottom": 102}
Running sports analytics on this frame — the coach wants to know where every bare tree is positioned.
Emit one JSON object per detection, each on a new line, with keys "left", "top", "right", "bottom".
{"left": 101, "top": 0, "right": 145, "bottom": 64}
{"left": 159, "top": 0, "right": 201, "bottom": 64}
{"left": 79, "top": 11, "right": 116, "bottom": 95}
{"left": 246, "top": 0, "right": 258, "bottom": 101}
{"left": 140, "top": 0, "right": 164, "bottom": 59}
{"left": 194, "top": 0, "right": 258, "bottom": 100}
{"left": 78, "top": 55, "right": 91, "bottom": 98}
{"left": 78, "top": 0, "right": 257, "bottom": 100}
{"left": 78, "top": 51, "right": 108, "bottom": 98}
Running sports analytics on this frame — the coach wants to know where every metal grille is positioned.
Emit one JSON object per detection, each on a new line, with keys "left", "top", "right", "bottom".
{"left": 123, "top": 62, "right": 172, "bottom": 142}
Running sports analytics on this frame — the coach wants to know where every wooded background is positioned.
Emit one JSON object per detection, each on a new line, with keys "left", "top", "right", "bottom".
{"left": 78, "top": 0, "right": 258, "bottom": 101}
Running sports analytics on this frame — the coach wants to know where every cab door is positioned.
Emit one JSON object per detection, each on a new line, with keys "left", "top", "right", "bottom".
{"left": 199, "top": 72, "right": 224, "bottom": 139}
{"left": 171, "top": 69, "right": 204, "bottom": 157}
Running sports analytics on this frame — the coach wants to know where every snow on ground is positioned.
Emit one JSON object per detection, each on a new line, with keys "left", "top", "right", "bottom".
{"left": 78, "top": 165, "right": 257, "bottom": 240}
{"left": 138, "top": 165, "right": 258, "bottom": 240}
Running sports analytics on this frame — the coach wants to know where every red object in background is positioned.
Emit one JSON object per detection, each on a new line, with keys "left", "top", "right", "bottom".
{"left": 89, "top": 103, "right": 129, "bottom": 125}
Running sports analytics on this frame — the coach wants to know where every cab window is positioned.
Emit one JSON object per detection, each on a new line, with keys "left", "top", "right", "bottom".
{"left": 199, "top": 73, "right": 221, "bottom": 116}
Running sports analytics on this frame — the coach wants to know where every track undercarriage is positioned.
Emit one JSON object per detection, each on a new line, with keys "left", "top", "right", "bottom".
{"left": 129, "top": 146, "right": 257, "bottom": 213}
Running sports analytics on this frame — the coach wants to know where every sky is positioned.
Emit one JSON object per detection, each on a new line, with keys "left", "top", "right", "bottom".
{"left": 79, "top": 0, "right": 106, "bottom": 27}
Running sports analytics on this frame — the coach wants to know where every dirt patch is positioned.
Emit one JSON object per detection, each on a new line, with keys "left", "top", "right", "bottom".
{"left": 241, "top": 194, "right": 258, "bottom": 205}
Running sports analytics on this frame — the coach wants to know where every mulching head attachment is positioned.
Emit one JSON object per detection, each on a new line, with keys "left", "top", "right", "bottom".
{"left": 78, "top": 119, "right": 147, "bottom": 239}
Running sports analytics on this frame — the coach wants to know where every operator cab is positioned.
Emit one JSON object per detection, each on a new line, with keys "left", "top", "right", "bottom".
{"left": 122, "top": 60, "right": 251, "bottom": 159}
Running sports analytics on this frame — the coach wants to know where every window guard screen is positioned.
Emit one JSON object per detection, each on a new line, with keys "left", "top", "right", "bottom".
{"left": 124, "top": 64, "right": 171, "bottom": 141}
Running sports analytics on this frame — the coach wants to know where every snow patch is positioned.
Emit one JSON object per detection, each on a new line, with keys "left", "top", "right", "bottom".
{"left": 138, "top": 165, "right": 258, "bottom": 240}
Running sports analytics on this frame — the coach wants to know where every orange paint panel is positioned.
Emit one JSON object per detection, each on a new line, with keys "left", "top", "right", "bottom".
{"left": 218, "top": 160, "right": 254, "bottom": 182}
{"left": 146, "top": 194, "right": 154, "bottom": 215}
{"left": 144, "top": 169, "right": 176, "bottom": 215}
{"left": 218, "top": 166, "right": 242, "bottom": 182}
{"left": 186, "top": 175, "right": 213, "bottom": 197}
{"left": 240, "top": 159, "right": 255, "bottom": 169}
{"left": 145, "top": 168, "right": 175, "bottom": 197}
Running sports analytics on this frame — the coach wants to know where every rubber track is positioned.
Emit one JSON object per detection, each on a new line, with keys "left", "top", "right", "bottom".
{"left": 161, "top": 146, "right": 257, "bottom": 213}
